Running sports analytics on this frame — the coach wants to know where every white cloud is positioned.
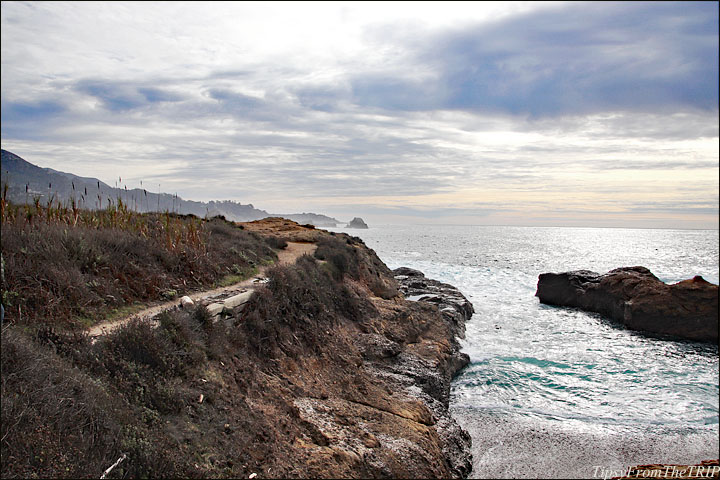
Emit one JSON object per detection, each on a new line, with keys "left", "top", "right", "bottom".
{"left": 1, "top": 1, "right": 717, "bottom": 228}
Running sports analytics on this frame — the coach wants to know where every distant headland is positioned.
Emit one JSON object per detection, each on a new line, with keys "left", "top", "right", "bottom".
{"left": 0, "top": 149, "right": 357, "bottom": 228}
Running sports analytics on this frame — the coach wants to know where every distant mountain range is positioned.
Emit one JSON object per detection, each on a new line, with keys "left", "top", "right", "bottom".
{"left": 0, "top": 149, "right": 341, "bottom": 226}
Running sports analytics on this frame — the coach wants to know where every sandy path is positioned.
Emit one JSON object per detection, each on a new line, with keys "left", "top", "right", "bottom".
{"left": 87, "top": 242, "right": 316, "bottom": 338}
{"left": 276, "top": 241, "right": 317, "bottom": 265}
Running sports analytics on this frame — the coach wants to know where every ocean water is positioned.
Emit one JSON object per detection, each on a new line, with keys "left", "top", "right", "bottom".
{"left": 327, "top": 224, "right": 719, "bottom": 479}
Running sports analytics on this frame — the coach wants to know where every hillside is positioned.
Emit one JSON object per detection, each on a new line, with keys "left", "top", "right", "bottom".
{"left": 0, "top": 149, "right": 340, "bottom": 225}
{"left": 1, "top": 202, "right": 473, "bottom": 478}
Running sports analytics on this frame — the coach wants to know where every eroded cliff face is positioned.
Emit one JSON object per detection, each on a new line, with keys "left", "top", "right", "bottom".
{"left": 1, "top": 216, "right": 473, "bottom": 478}
{"left": 536, "top": 266, "right": 718, "bottom": 343}
{"left": 1, "top": 218, "right": 473, "bottom": 478}
{"left": 226, "top": 221, "right": 473, "bottom": 478}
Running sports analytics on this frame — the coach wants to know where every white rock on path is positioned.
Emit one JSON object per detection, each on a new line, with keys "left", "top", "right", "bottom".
{"left": 224, "top": 291, "right": 253, "bottom": 309}
{"left": 206, "top": 302, "right": 225, "bottom": 316}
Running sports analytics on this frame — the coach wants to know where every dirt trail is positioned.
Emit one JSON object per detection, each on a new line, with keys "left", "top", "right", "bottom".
{"left": 87, "top": 242, "right": 317, "bottom": 338}
{"left": 276, "top": 241, "right": 317, "bottom": 265}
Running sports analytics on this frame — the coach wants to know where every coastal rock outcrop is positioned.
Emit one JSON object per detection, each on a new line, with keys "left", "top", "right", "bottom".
{"left": 346, "top": 217, "right": 369, "bottom": 229}
{"left": 232, "top": 223, "right": 473, "bottom": 477}
{"left": 2, "top": 213, "right": 475, "bottom": 479}
{"left": 388, "top": 267, "right": 474, "bottom": 473}
{"left": 536, "top": 266, "right": 719, "bottom": 342}
{"left": 394, "top": 267, "right": 473, "bottom": 345}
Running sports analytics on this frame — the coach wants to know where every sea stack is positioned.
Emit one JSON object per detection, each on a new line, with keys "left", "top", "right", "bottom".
{"left": 536, "top": 266, "right": 719, "bottom": 343}
{"left": 346, "top": 217, "right": 369, "bottom": 229}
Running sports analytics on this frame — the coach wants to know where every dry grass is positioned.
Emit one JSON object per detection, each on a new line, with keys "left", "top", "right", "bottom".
{"left": 0, "top": 194, "right": 285, "bottom": 477}
{"left": 2, "top": 304, "right": 236, "bottom": 478}
{"left": 1, "top": 327, "right": 145, "bottom": 478}
{"left": 0, "top": 193, "right": 405, "bottom": 479}
{"left": 1, "top": 198, "right": 276, "bottom": 328}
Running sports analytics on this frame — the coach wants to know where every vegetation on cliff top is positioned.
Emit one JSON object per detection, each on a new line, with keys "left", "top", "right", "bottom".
{"left": 1, "top": 194, "right": 277, "bottom": 328}
{"left": 1, "top": 191, "right": 469, "bottom": 478}
{"left": 0, "top": 196, "right": 404, "bottom": 478}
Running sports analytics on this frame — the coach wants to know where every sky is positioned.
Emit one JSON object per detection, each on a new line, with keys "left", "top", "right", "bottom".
{"left": 1, "top": 1, "right": 718, "bottom": 228}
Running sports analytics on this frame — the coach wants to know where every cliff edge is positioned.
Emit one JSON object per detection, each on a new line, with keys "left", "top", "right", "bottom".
{"left": 232, "top": 222, "right": 473, "bottom": 477}
{"left": 1, "top": 217, "right": 473, "bottom": 478}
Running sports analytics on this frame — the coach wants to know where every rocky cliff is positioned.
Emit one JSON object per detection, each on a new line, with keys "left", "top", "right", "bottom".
{"left": 225, "top": 223, "right": 474, "bottom": 477}
{"left": 1, "top": 214, "right": 474, "bottom": 478}
{"left": 536, "top": 266, "right": 718, "bottom": 342}
{"left": 393, "top": 267, "right": 473, "bottom": 377}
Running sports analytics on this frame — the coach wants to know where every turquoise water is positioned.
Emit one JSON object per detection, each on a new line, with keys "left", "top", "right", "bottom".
{"left": 328, "top": 225, "right": 719, "bottom": 479}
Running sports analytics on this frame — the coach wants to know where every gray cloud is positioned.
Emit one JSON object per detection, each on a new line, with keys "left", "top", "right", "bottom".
{"left": 1, "top": 99, "right": 66, "bottom": 118}
{"left": 75, "top": 80, "right": 186, "bottom": 111}
{"left": 518, "top": 111, "right": 719, "bottom": 141}
{"left": 137, "top": 87, "right": 184, "bottom": 103}
{"left": 1, "top": 99, "right": 68, "bottom": 139}
{"left": 1, "top": 2, "right": 717, "bottom": 228}
{"left": 295, "top": 84, "right": 351, "bottom": 112}
{"left": 208, "top": 88, "right": 265, "bottom": 111}
{"left": 351, "top": 2, "right": 718, "bottom": 117}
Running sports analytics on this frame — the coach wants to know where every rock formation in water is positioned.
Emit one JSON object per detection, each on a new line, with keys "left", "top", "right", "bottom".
{"left": 536, "top": 266, "right": 718, "bottom": 342}
{"left": 346, "top": 217, "right": 369, "bottom": 229}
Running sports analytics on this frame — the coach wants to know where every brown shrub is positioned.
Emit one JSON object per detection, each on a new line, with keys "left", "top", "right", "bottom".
{"left": 2, "top": 302, "right": 249, "bottom": 477}
{"left": 313, "top": 235, "right": 361, "bottom": 281}
{"left": 263, "top": 235, "right": 288, "bottom": 250}
{"left": 1, "top": 327, "right": 137, "bottom": 478}
{"left": 238, "top": 255, "right": 365, "bottom": 358}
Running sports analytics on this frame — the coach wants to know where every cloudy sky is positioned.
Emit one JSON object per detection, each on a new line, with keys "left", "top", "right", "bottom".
{"left": 1, "top": 1, "right": 718, "bottom": 228}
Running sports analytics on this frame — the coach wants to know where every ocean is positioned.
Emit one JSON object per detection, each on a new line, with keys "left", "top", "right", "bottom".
{"left": 327, "top": 224, "right": 719, "bottom": 479}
